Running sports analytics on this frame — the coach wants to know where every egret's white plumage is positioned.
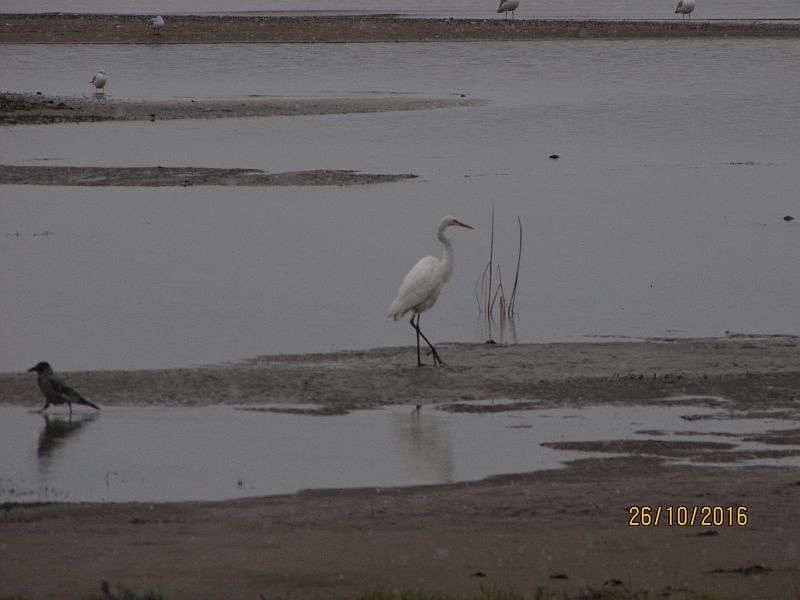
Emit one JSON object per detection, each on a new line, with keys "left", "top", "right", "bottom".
{"left": 90, "top": 69, "right": 107, "bottom": 94}
{"left": 389, "top": 256, "right": 447, "bottom": 320}
{"left": 150, "top": 15, "right": 165, "bottom": 34}
{"left": 389, "top": 215, "right": 474, "bottom": 366}
{"left": 675, "top": 0, "right": 695, "bottom": 18}
{"left": 497, "top": 0, "right": 520, "bottom": 19}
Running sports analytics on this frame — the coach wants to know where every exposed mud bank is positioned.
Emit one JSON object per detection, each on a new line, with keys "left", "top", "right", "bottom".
{"left": 0, "top": 92, "right": 474, "bottom": 125}
{"left": 0, "top": 164, "right": 417, "bottom": 186}
{"left": 2, "top": 13, "right": 799, "bottom": 44}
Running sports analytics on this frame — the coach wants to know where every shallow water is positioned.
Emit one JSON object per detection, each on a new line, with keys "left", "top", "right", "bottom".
{"left": 1, "top": 39, "right": 799, "bottom": 372}
{"left": 1, "top": 403, "right": 797, "bottom": 502}
{"left": 2, "top": 0, "right": 799, "bottom": 20}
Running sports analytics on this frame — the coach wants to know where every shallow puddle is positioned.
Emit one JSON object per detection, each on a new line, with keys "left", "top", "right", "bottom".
{"left": 1, "top": 403, "right": 798, "bottom": 503}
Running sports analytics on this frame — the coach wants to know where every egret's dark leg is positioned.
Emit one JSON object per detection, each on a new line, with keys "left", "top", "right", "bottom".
{"left": 68, "top": 402, "right": 73, "bottom": 416}
{"left": 37, "top": 402, "right": 50, "bottom": 413}
{"left": 409, "top": 314, "right": 422, "bottom": 366}
{"left": 412, "top": 314, "right": 446, "bottom": 367}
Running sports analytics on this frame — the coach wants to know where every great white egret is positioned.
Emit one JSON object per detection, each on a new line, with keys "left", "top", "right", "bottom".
{"left": 497, "top": 0, "right": 520, "bottom": 19}
{"left": 90, "top": 70, "right": 107, "bottom": 94}
{"left": 27, "top": 362, "right": 100, "bottom": 415}
{"left": 675, "top": 0, "right": 695, "bottom": 19}
{"left": 150, "top": 15, "right": 165, "bottom": 35}
{"left": 388, "top": 215, "right": 474, "bottom": 367}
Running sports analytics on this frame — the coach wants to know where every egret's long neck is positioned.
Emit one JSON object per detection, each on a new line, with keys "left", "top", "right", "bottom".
{"left": 438, "top": 225, "right": 455, "bottom": 283}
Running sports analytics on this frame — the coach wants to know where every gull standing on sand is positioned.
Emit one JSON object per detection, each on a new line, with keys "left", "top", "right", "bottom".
{"left": 675, "top": 0, "right": 696, "bottom": 19}
{"left": 90, "top": 69, "right": 107, "bottom": 94}
{"left": 27, "top": 361, "right": 100, "bottom": 415}
{"left": 388, "top": 215, "right": 474, "bottom": 367}
{"left": 497, "top": 0, "right": 520, "bottom": 19}
{"left": 150, "top": 15, "right": 165, "bottom": 35}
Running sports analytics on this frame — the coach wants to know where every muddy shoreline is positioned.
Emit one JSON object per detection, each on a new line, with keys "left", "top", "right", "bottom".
{"left": 2, "top": 337, "right": 800, "bottom": 599}
{"left": 2, "top": 14, "right": 799, "bottom": 44}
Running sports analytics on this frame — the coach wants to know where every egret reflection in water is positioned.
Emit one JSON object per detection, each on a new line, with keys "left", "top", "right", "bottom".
{"left": 391, "top": 409, "right": 455, "bottom": 484}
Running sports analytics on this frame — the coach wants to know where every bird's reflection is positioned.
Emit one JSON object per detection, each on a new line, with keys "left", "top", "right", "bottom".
{"left": 391, "top": 409, "right": 454, "bottom": 483}
{"left": 37, "top": 413, "right": 98, "bottom": 457}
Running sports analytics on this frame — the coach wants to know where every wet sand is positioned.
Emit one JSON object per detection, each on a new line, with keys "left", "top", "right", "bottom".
{"left": 2, "top": 13, "right": 799, "bottom": 44}
{"left": 2, "top": 337, "right": 799, "bottom": 599}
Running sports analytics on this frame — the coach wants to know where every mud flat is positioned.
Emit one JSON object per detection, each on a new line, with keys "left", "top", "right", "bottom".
{"left": 0, "top": 164, "right": 417, "bottom": 187}
{"left": 0, "top": 92, "right": 474, "bottom": 126}
{"left": 2, "top": 14, "right": 799, "bottom": 44}
{"left": 2, "top": 336, "right": 799, "bottom": 412}
{"left": 2, "top": 339, "right": 799, "bottom": 600}
{"left": 2, "top": 459, "right": 799, "bottom": 600}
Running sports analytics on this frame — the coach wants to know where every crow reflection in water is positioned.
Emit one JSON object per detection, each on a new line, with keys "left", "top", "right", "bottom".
{"left": 37, "top": 413, "right": 98, "bottom": 457}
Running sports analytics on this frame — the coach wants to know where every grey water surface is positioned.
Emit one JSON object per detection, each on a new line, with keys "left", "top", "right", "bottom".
{"left": 1, "top": 39, "right": 798, "bottom": 371}
{"left": 1, "top": 403, "right": 798, "bottom": 502}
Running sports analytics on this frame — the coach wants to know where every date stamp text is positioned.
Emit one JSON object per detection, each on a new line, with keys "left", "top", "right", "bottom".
{"left": 628, "top": 505, "right": 748, "bottom": 527}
